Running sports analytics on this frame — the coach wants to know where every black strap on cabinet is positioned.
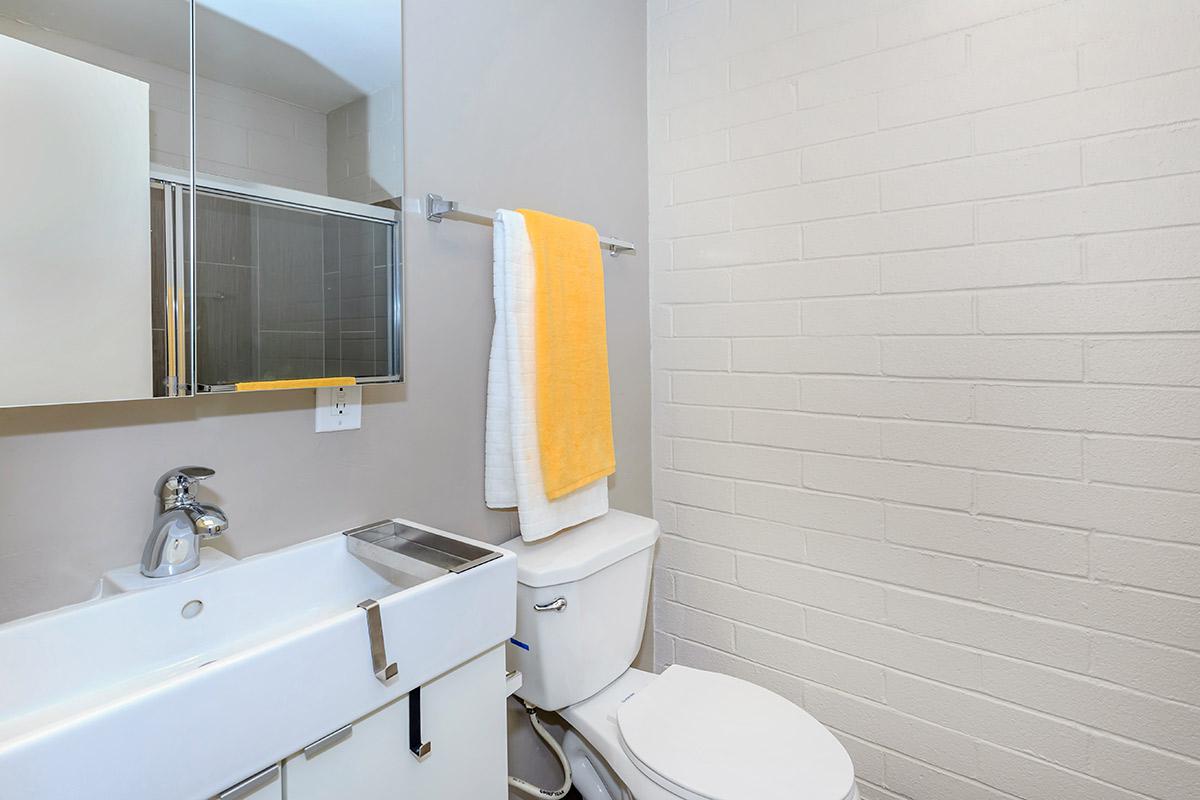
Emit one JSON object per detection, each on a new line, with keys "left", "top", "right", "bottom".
{"left": 409, "top": 686, "right": 431, "bottom": 761}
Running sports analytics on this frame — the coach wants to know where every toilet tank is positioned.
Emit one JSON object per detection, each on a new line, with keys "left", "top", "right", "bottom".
{"left": 502, "top": 510, "right": 660, "bottom": 711}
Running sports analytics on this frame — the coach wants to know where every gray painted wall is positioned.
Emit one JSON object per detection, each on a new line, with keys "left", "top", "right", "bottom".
{"left": 0, "top": 0, "right": 650, "bottom": 624}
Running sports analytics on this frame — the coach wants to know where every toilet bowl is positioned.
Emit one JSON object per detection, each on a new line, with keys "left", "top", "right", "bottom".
{"left": 559, "top": 666, "right": 858, "bottom": 800}
{"left": 502, "top": 510, "right": 857, "bottom": 800}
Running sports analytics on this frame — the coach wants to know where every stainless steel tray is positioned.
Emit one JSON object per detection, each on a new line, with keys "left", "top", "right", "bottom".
{"left": 344, "top": 520, "right": 502, "bottom": 582}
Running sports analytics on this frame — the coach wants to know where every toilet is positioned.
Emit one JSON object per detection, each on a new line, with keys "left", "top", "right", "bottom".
{"left": 503, "top": 509, "right": 858, "bottom": 800}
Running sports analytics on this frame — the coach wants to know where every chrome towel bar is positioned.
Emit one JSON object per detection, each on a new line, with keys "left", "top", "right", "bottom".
{"left": 425, "top": 193, "right": 637, "bottom": 257}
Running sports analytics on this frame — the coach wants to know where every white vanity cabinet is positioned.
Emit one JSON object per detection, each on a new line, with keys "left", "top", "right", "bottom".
{"left": 0, "top": 525, "right": 516, "bottom": 800}
{"left": 283, "top": 646, "right": 509, "bottom": 800}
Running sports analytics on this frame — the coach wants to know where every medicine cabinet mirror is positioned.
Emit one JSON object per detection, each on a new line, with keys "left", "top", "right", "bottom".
{"left": 0, "top": 0, "right": 189, "bottom": 406}
{"left": 0, "top": 0, "right": 404, "bottom": 408}
{"left": 189, "top": 0, "right": 404, "bottom": 392}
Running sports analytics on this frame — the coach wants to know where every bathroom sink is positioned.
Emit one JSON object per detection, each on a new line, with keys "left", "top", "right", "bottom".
{"left": 0, "top": 519, "right": 515, "bottom": 800}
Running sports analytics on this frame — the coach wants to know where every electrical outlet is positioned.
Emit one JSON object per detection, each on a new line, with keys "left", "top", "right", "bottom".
{"left": 315, "top": 386, "right": 362, "bottom": 432}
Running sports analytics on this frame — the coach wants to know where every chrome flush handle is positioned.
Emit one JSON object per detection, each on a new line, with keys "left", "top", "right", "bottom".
{"left": 533, "top": 597, "right": 568, "bottom": 612}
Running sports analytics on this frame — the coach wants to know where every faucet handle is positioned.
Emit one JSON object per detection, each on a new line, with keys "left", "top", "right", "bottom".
{"left": 156, "top": 466, "right": 216, "bottom": 504}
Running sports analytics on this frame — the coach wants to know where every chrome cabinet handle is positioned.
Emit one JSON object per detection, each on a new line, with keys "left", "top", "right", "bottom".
{"left": 303, "top": 723, "right": 353, "bottom": 760}
{"left": 534, "top": 597, "right": 567, "bottom": 612}
{"left": 217, "top": 764, "right": 279, "bottom": 800}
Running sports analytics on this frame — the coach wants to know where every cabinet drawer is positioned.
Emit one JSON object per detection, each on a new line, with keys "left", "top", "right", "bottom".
{"left": 284, "top": 645, "right": 507, "bottom": 800}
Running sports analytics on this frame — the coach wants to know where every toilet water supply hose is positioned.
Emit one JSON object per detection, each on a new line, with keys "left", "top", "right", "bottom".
{"left": 508, "top": 702, "right": 573, "bottom": 798}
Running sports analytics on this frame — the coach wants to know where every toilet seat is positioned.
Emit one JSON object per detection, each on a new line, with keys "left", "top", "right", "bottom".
{"left": 615, "top": 665, "right": 856, "bottom": 800}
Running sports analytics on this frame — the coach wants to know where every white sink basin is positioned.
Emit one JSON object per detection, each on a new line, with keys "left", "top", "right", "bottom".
{"left": 0, "top": 519, "right": 515, "bottom": 799}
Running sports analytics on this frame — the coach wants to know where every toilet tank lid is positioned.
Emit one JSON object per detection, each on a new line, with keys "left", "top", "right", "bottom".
{"left": 501, "top": 510, "right": 661, "bottom": 587}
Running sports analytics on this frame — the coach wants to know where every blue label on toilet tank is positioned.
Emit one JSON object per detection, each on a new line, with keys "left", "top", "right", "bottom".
{"left": 509, "top": 637, "right": 530, "bottom": 651}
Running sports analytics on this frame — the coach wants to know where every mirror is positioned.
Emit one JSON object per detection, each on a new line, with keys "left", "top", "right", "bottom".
{"left": 0, "top": 0, "right": 404, "bottom": 408}
{"left": 191, "top": 0, "right": 404, "bottom": 391}
{"left": 0, "top": 0, "right": 190, "bottom": 406}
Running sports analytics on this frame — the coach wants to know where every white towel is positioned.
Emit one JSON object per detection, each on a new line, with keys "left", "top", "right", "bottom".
{"left": 485, "top": 209, "right": 608, "bottom": 541}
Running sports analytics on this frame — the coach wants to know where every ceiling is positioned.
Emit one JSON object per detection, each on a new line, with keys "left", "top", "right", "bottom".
{"left": 0, "top": 0, "right": 401, "bottom": 112}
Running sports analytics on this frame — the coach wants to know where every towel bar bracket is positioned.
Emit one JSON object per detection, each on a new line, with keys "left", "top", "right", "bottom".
{"left": 426, "top": 193, "right": 454, "bottom": 222}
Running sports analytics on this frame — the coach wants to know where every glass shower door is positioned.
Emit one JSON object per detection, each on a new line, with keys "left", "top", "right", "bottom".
{"left": 189, "top": 188, "right": 400, "bottom": 390}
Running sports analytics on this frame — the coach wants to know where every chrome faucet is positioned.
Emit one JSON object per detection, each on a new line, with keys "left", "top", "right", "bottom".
{"left": 141, "top": 466, "right": 229, "bottom": 578}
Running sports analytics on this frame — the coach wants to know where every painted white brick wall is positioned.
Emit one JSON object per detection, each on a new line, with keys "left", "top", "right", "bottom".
{"left": 648, "top": 2, "right": 1200, "bottom": 799}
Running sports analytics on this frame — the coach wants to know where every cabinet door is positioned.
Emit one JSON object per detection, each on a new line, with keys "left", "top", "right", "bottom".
{"left": 285, "top": 646, "right": 508, "bottom": 800}
{"left": 191, "top": 0, "right": 405, "bottom": 393}
{"left": 0, "top": 0, "right": 191, "bottom": 407}
{"left": 0, "top": 31, "right": 152, "bottom": 406}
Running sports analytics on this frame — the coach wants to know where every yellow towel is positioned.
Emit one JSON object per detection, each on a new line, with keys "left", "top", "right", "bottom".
{"left": 235, "top": 377, "right": 356, "bottom": 392}
{"left": 518, "top": 209, "right": 616, "bottom": 500}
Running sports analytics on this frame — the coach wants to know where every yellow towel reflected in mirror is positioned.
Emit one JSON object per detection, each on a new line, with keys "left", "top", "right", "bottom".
{"left": 234, "top": 377, "right": 356, "bottom": 392}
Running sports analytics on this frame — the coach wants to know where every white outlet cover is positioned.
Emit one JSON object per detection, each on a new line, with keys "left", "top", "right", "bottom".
{"left": 315, "top": 385, "right": 363, "bottom": 432}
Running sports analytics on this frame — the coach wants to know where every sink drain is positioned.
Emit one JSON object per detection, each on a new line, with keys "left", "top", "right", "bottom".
{"left": 181, "top": 599, "right": 204, "bottom": 619}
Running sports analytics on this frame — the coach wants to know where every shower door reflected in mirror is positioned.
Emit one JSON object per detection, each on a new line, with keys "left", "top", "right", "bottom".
{"left": 188, "top": 184, "right": 399, "bottom": 389}
{"left": 192, "top": 0, "right": 405, "bottom": 389}
{"left": 0, "top": 0, "right": 191, "bottom": 406}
